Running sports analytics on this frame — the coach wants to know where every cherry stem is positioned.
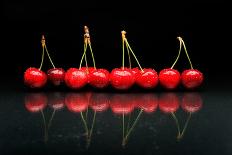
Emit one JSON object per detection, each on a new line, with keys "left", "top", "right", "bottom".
{"left": 171, "top": 39, "right": 182, "bottom": 69}
{"left": 171, "top": 112, "right": 181, "bottom": 139}
{"left": 39, "top": 46, "right": 45, "bottom": 70}
{"left": 179, "top": 37, "right": 193, "bottom": 69}
{"left": 123, "top": 109, "right": 143, "bottom": 143}
{"left": 84, "top": 43, "right": 89, "bottom": 70}
{"left": 89, "top": 111, "right": 96, "bottom": 139}
{"left": 44, "top": 45, "right": 56, "bottom": 68}
{"left": 79, "top": 42, "right": 88, "bottom": 69}
{"left": 177, "top": 113, "right": 192, "bottom": 140}
{"left": 80, "top": 112, "right": 89, "bottom": 135}
{"left": 41, "top": 110, "right": 48, "bottom": 143}
{"left": 124, "top": 39, "right": 144, "bottom": 72}
{"left": 47, "top": 109, "right": 56, "bottom": 129}
{"left": 126, "top": 41, "right": 132, "bottom": 69}
{"left": 126, "top": 114, "right": 131, "bottom": 133}
{"left": 122, "top": 31, "right": 125, "bottom": 69}
{"left": 88, "top": 43, "right": 96, "bottom": 69}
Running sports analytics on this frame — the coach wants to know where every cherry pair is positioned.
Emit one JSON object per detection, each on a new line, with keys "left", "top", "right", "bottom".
{"left": 110, "top": 31, "right": 158, "bottom": 90}
{"left": 24, "top": 35, "right": 65, "bottom": 88}
{"left": 64, "top": 26, "right": 110, "bottom": 89}
{"left": 159, "top": 37, "right": 203, "bottom": 89}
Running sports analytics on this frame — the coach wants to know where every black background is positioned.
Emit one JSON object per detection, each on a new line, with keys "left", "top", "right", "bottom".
{"left": 2, "top": 1, "right": 231, "bottom": 87}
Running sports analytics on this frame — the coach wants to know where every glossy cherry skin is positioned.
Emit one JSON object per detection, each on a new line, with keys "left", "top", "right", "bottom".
{"left": 136, "top": 68, "right": 159, "bottom": 89}
{"left": 89, "top": 93, "right": 110, "bottom": 112}
{"left": 24, "top": 67, "right": 47, "bottom": 88}
{"left": 65, "top": 93, "right": 88, "bottom": 113}
{"left": 181, "top": 93, "right": 203, "bottom": 113}
{"left": 181, "top": 69, "right": 204, "bottom": 89}
{"left": 136, "top": 94, "right": 158, "bottom": 113}
{"left": 47, "top": 68, "right": 65, "bottom": 86}
{"left": 24, "top": 93, "right": 47, "bottom": 113}
{"left": 159, "top": 93, "right": 180, "bottom": 113}
{"left": 159, "top": 68, "right": 181, "bottom": 89}
{"left": 64, "top": 68, "right": 88, "bottom": 89}
{"left": 110, "top": 68, "right": 135, "bottom": 90}
{"left": 88, "top": 69, "right": 110, "bottom": 88}
{"left": 48, "top": 93, "right": 65, "bottom": 110}
{"left": 131, "top": 67, "right": 140, "bottom": 78}
{"left": 110, "top": 94, "right": 135, "bottom": 115}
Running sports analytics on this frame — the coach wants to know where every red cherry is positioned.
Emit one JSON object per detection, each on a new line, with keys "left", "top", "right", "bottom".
{"left": 159, "top": 68, "right": 181, "bottom": 89}
{"left": 89, "top": 93, "right": 110, "bottom": 112}
{"left": 48, "top": 93, "right": 65, "bottom": 110}
{"left": 64, "top": 68, "right": 88, "bottom": 89}
{"left": 110, "top": 94, "right": 135, "bottom": 115}
{"left": 47, "top": 68, "right": 65, "bottom": 86}
{"left": 110, "top": 68, "right": 135, "bottom": 90}
{"left": 159, "top": 93, "right": 180, "bottom": 113}
{"left": 88, "top": 69, "right": 110, "bottom": 88}
{"left": 136, "top": 94, "right": 158, "bottom": 113}
{"left": 136, "top": 69, "right": 159, "bottom": 89}
{"left": 25, "top": 93, "right": 47, "bottom": 113}
{"left": 131, "top": 67, "right": 140, "bottom": 78}
{"left": 181, "top": 93, "right": 203, "bottom": 113}
{"left": 24, "top": 67, "right": 47, "bottom": 88}
{"left": 65, "top": 93, "right": 89, "bottom": 113}
{"left": 181, "top": 69, "right": 204, "bottom": 89}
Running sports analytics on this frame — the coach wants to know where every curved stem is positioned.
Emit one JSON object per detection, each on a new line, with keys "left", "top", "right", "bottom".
{"left": 41, "top": 110, "right": 48, "bottom": 143}
{"left": 171, "top": 112, "right": 181, "bottom": 139}
{"left": 79, "top": 43, "right": 88, "bottom": 69}
{"left": 88, "top": 43, "right": 96, "bottom": 69}
{"left": 125, "top": 42, "right": 132, "bottom": 69}
{"left": 171, "top": 39, "right": 182, "bottom": 69}
{"left": 123, "top": 110, "right": 143, "bottom": 141}
{"left": 126, "top": 114, "right": 131, "bottom": 133}
{"left": 39, "top": 46, "right": 45, "bottom": 70}
{"left": 180, "top": 38, "right": 193, "bottom": 69}
{"left": 80, "top": 112, "right": 89, "bottom": 135}
{"left": 122, "top": 38, "right": 125, "bottom": 69}
{"left": 44, "top": 45, "right": 56, "bottom": 68}
{"left": 89, "top": 111, "right": 96, "bottom": 139}
{"left": 124, "top": 39, "right": 143, "bottom": 72}
{"left": 48, "top": 109, "right": 56, "bottom": 129}
{"left": 178, "top": 113, "right": 192, "bottom": 140}
{"left": 84, "top": 43, "right": 89, "bottom": 70}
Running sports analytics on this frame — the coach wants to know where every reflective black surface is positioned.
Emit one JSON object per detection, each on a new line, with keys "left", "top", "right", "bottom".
{"left": 1, "top": 88, "right": 232, "bottom": 155}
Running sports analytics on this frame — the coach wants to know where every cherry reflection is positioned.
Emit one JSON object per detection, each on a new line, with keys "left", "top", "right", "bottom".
{"left": 159, "top": 93, "right": 203, "bottom": 140}
{"left": 178, "top": 93, "right": 203, "bottom": 140}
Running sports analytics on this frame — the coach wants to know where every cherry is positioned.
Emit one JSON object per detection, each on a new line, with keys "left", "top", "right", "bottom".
{"left": 136, "top": 94, "right": 158, "bottom": 113}
{"left": 88, "top": 69, "right": 110, "bottom": 88}
{"left": 48, "top": 93, "right": 65, "bottom": 110}
{"left": 65, "top": 93, "right": 89, "bottom": 113}
{"left": 110, "top": 68, "right": 135, "bottom": 90}
{"left": 175, "top": 37, "right": 203, "bottom": 89}
{"left": 47, "top": 68, "right": 65, "bottom": 86}
{"left": 131, "top": 67, "right": 140, "bottom": 78}
{"left": 25, "top": 93, "right": 47, "bottom": 113}
{"left": 181, "top": 93, "right": 203, "bottom": 113}
{"left": 181, "top": 69, "right": 203, "bottom": 89}
{"left": 159, "top": 68, "right": 181, "bottom": 89}
{"left": 24, "top": 67, "right": 47, "bottom": 88}
{"left": 89, "top": 93, "right": 110, "bottom": 112}
{"left": 159, "top": 93, "right": 180, "bottom": 113}
{"left": 110, "top": 94, "right": 135, "bottom": 115}
{"left": 136, "top": 69, "right": 159, "bottom": 89}
{"left": 64, "top": 68, "right": 88, "bottom": 89}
